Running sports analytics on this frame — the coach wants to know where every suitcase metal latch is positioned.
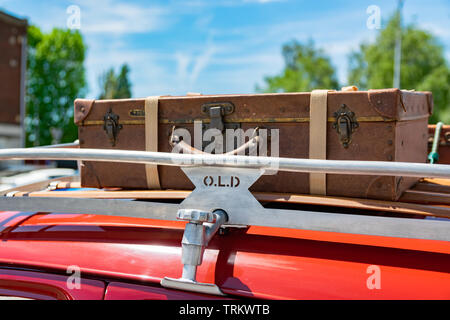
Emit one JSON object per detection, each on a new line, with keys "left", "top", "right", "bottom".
{"left": 333, "top": 104, "right": 358, "bottom": 148}
{"left": 200, "top": 102, "right": 239, "bottom": 151}
{"left": 201, "top": 102, "right": 235, "bottom": 132}
{"left": 103, "top": 108, "right": 122, "bottom": 146}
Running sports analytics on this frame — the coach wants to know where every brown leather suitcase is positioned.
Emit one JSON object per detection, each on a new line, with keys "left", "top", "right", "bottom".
{"left": 74, "top": 88, "right": 433, "bottom": 200}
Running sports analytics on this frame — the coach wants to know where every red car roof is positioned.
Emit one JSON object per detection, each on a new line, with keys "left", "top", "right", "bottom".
{"left": 1, "top": 210, "right": 449, "bottom": 299}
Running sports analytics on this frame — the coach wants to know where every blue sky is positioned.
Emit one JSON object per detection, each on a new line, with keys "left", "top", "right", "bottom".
{"left": 1, "top": 0, "right": 449, "bottom": 98}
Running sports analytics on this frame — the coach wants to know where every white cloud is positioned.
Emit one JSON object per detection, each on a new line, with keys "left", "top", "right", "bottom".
{"left": 84, "top": 35, "right": 219, "bottom": 98}
{"left": 84, "top": 34, "right": 168, "bottom": 97}
{"left": 419, "top": 22, "right": 450, "bottom": 40}
{"left": 212, "top": 52, "right": 282, "bottom": 66}
{"left": 194, "top": 14, "right": 214, "bottom": 29}
{"left": 175, "top": 53, "right": 191, "bottom": 85}
{"left": 190, "top": 46, "right": 216, "bottom": 84}
{"left": 174, "top": 46, "right": 216, "bottom": 92}
{"left": 0, "top": 0, "right": 12, "bottom": 6}
{"left": 171, "top": 0, "right": 285, "bottom": 8}
{"left": 243, "top": 0, "right": 284, "bottom": 3}
{"left": 74, "top": 0, "right": 169, "bottom": 34}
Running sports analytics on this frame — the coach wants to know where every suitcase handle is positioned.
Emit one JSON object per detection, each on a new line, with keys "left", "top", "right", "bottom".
{"left": 170, "top": 127, "right": 261, "bottom": 155}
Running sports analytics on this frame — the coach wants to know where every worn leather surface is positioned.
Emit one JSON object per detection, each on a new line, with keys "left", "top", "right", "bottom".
{"left": 75, "top": 89, "right": 431, "bottom": 200}
{"left": 74, "top": 98, "right": 95, "bottom": 124}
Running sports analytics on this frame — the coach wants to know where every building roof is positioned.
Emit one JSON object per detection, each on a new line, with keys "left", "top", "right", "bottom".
{"left": 0, "top": 9, "right": 28, "bottom": 27}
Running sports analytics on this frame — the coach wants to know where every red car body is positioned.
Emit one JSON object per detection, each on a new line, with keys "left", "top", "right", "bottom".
{"left": 0, "top": 209, "right": 449, "bottom": 300}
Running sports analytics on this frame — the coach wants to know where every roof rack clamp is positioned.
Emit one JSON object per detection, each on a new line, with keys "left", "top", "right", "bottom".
{"left": 161, "top": 208, "right": 228, "bottom": 296}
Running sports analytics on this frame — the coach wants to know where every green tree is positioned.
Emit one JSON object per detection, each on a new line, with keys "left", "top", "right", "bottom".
{"left": 348, "top": 14, "right": 450, "bottom": 123}
{"left": 257, "top": 40, "right": 339, "bottom": 93}
{"left": 98, "top": 64, "right": 132, "bottom": 99}
{"left": 25, "top": 26, "right": 87, "bottom": 147}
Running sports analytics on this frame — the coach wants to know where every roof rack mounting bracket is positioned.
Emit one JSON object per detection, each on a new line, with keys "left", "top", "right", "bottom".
{"left": 161, "top": 208, "right": 228, "bottom": 296}
{"left": 179, "top": 166, "right": 265, "bottom": 219}
{"left": 161, "top": 166, "right": 265, "bottom": 295}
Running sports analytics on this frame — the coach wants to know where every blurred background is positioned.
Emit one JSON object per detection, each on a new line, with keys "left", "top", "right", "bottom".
{"left": 0, "top": 0, "right": 449, "bottom": 189}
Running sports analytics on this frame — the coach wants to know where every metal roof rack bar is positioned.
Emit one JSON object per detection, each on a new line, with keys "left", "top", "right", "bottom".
{"left": 0, "top": 196, "right": 449, "bottom": 241}
{"left": 1, "top": 147, "right": 450, "bottom": 178}
{"left": 31, "top": 141, "right": 80, "bottom": 149}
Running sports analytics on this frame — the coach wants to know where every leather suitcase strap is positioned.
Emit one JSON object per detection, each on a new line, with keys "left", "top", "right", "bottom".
{"left": 308, "top": 86, "right": 357, "bottom": 195}
{"left": 309, "top": 90, "right": 329, "bottom": 195}
{"left": 145, "top": 96, "right": 161, "bottom": 189}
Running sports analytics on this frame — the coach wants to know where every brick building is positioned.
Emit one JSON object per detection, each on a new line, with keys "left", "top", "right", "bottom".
{"left": 0, "top": 10, "right": 27, "bottom": 151}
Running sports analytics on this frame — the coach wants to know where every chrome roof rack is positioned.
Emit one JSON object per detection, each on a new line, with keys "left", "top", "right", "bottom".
{"left": 1, "top": 147, "right": 449, "bottom": 295}
{"left": 2, "top": 147, "right": 450, "bottom": 178}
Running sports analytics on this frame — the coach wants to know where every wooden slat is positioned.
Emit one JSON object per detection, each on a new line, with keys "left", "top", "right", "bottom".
{"left": 0, "top": 175, "right": 79, "bottom": 197}
{"left": 412, "top": 182, "right": 450, "bottom": 194}
{"left": 399, "top": 189, "right": 450, "bottom": 205}
{"left": 14, "top": 189, "right": 188, "bottom": 199}
{"left": 422, "top": 178, "right": 450, "bottom": 187}
{"left": 55, "top": 181, "right": 81, "bottom": 189}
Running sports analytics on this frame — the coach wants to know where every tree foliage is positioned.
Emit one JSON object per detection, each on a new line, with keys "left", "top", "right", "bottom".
{"left": 257, "top": 40, "right": 339, "bottom": 93}
{"left": 348, "top": 14, "right": 450, "bottom": 123}
{"left": 25, "top": 26, "right": 87, "bottom": 147}
{"left": 98, "top": 64, "right": 132, "bottom": 99}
